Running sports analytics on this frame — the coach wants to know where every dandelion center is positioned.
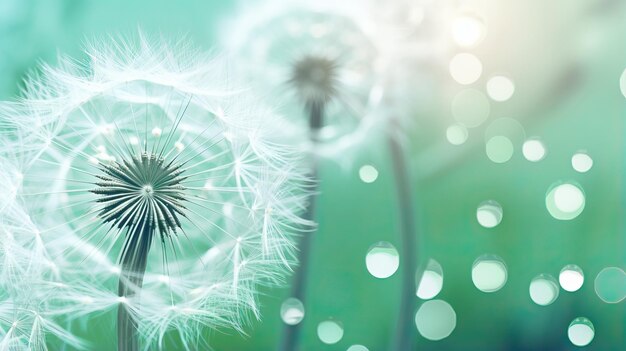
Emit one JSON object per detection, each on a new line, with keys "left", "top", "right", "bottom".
{"left": 91, "top": 152, "right": 188, "bottom": 240}
{"left": 289, "top": 55, "right": 339, "bottom": 106}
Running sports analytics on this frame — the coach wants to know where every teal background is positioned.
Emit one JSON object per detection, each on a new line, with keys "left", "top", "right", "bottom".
{"left": 1, "top": 0, "right": 625, "bottom": 350}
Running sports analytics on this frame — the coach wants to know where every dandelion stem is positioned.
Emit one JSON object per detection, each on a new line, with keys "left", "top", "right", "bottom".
{"left": 279, "top": 102, "right": 323, "bottom": 351}
{"left": 118, "top": 224, "right": 153, "bottom": 351}
{"left": 387, "top": 117, "right": 418, "bottom": 351}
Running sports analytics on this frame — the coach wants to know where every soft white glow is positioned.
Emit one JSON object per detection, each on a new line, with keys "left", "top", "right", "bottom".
{"left": 559, "top": 265, "right": 584, "bottom": 292}
{"left": 486, "top": 76, "right": 515, "bottom": 102}
{"left": 446, "top": 124, "right": 468, "bottom": 145}
{"left": 472, "top": 257, "right": 507, "bottom": 292}
{"left": 151, "top": 127, "right": 162, "bottom": 137}
{"left": 366, "top": 242, "right": 399, "bottom": 279}
{"left": 522, "top": 139, "right": 546, "bottom": 162}
{"left": 476, "top": 201, "right": 503, "bottom": 228}
{"left": 415, "top": 300, "right": 456, "bottom": 340}
{"left": 449, "top": 53, "right": 483, "bottom": 85}
{"left": 486, "top": 136, "right": 514, "bottom": 163}
{"left": 280, "top": 298, "right": 305, "bottom": 325}
{"left": 452, "top": 15, "right": 485, "bottom": 47}
{"left": 568, "top": 318, "right": 595, "bottom": 347}
{"left": 529, "top": 275, "right": 559, "bottom": 306}
{"left": 317, "top": 320, "right": 344, "bottom": 344}
{"left": 571, "top": 152, "right": 593, "bottom": 173}
{"left": 452, "top": 89, "right": 490, "bottom": 128}
{"left": 359, "top": 165, "right": 379, "bottom": 183}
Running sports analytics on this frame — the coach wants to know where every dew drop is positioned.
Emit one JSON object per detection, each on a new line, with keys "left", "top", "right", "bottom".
{"left": 280, "top": 298, "right": 305, "bottom": 325}
{"left": 317, "top": 320, "right": 344, "bottom": 344}
{"left": 529, "top": 274, "right": 559, "bottom": 306}
{"left": 545, "top": 182, "right": 585, "bottom": 220}
{"left": 416, "top": 259, "right": 444, "bottom": 300}
{"left": 366, "top": 242, "right": 399, "bottom": 279}
{"left": 568, "top": 317, "right": 595, "bottom": 347}
{"left": 559, "top": 265, "right": 584, "bottom": 292}
{"left": 415, "top": 300, "right": 456, "bottom": 340}
{"left": 472, "top": 255, "right": 507, "bottom": 292}
{"left": 476, "top": 200, "right": 503, "bottom": 228}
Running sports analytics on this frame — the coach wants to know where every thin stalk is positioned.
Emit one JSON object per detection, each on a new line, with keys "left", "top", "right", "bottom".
{"left": 387, "top": 117, "right": 418, "bottom": 351}
{"left": 117, "top": 225, "right": 153, "bottom": 351}
{"left": 279, "top": 102, "right": 323, "bottom": 351}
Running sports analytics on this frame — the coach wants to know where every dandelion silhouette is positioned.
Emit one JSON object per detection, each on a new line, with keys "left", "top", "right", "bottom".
{"left": 0, "top": 34, "right": 311, "bottom": 350}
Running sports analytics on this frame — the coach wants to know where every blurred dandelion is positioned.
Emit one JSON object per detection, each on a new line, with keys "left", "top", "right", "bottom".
{"left": 224, "top": 1, "right": 436, "bottom": 350}
{"left": 0, "top": 34, "right": 311, "bottom": 350}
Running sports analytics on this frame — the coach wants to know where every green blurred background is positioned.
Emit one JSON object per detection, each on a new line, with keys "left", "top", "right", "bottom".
{"left": 1, "top": 0, "right": 625, "bottom": 350}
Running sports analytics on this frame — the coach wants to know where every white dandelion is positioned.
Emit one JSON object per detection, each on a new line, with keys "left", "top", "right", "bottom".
{"left": 0, "top": 34, "right": 311, "bottom": 350}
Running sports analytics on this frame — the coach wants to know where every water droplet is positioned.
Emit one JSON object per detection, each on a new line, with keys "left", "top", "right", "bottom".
{"left": 476, "top": 200, "right": 503, "bottom": 228}
{"left": 359, "top": 165, "right": 379, "bottom": 183}
{"left": 317, "top": 320, "right": 344, "bottom": 344}
{"left": 571, "top": 152, "right": 593, "bottom": 173}
{"left": 486, "top": 136, "right": 514, "bottom": 163}
{"left": 559, "top": 265, "right": 584, "bottom": 292}
{"left": 416, "top": 259, "right": 444, "bottom": 300}
{"left": 529, "top": 274, "right": 559, "bottom": 306}
{"left": 446, "top": 124, "right": 468, "bottom": 145}
{"left": 472, "top": 255, "right": 507, "bottom": 292}
{"left": 594, "top": 267, "right": 626, "bottom": 303}
{"left": 347, "top": 345, "right": 369, "bottom": 351}
{"left": 449, "top": 53, "right": 483, "bottom": 85}
{"left": 545, "top": 182, "right": 585, "bottom": 220}
{"left": 280, "top": 298, "right": 305, "bottom": 325}
{"left": 452, "top": 89, "right": 490, "bottom": 128}
{"left": 366, "top": 242, "right": 399, "bottom": 279}
{"left": 486, "top": 76, "right": 515, "bottom": 102}
{"left": 568, "top": 317, "right": 594, "bottom": 347}
{"left": 415, "top": 300, "right": 456, "bottom": 340}
{"left": 522, "top": 139, "right": 546, "bottom": 162}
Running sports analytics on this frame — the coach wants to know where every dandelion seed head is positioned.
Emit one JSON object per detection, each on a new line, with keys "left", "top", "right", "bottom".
{"left": 0, "top": 33, "right": 312, "bottom": 348}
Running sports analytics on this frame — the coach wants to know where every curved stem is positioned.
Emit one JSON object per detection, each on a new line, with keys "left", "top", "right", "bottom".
{"left": 279, "top": 102, "right": 323, "bottom": 351}
{"left": 387, "top": 118, "right": 418, "bottom": 351}
{"left": 117, "top": 225, "right": 153, "bottom": 351}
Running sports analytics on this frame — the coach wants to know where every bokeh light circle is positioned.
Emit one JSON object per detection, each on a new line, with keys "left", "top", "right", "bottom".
{"left": 317, "top": 320, "right": 344, "bottom": 344}
{"left": 359, "top": 165, "right": 379, "bottom": 183}
{"left": 280, "top": 298, "right": 305, "bottom": 325}
{"left": 476, "top": 200, "right": 503, "bottom": 228}
{"left": 347, "top": 345, "right": 369, "bottom": 351}
{"left": 529, "top": 274, "right": 559, "bottom": 306}
{"left": 446, "top": 124, "right": 468, "bottom": 145}
{"left": 416, "top": 259, "right": 444, "bottom": 300}
{"left": 594, "top": 267, "right": 626, "bottom": 303}
{"left": 486, "top": 76, "right": 515, "bottom": 102}
{"left": 452, "top": 89, "right": 490, "bottom": 128}
{"left": 545, "top": 182, "right": 585, "bottom": 220}
{"left": 485, "top": 136, "right": 514, "bottom": 163}
{"left": 366, "top": 242, "right": 399, "bottom": 279}
{"left": 568, "top": 317, "right": 595, "bottom": 347}
{"left": 472, "top": 255, "right": 507, "bottom": 292}
{"left": 522, "top": 139, "right": 546, "bottom": 162}
{"left": 415, "top": 300, "right": 456, "bottom": 341}
{"left": 449, "top": 53, "right": 483, "bottom": 85}
{"left": 571, "top": 152, "right": 593, "bottom": 173}
{"left": 559, "top": 265, "right": 584, "bottom": 292}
